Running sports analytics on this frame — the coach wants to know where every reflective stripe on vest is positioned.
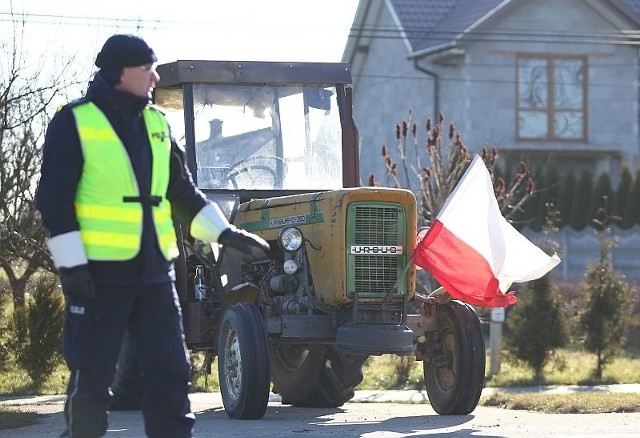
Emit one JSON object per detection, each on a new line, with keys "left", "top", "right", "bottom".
{"left": 72, "top": 102, "right": 179, "bottom": 261}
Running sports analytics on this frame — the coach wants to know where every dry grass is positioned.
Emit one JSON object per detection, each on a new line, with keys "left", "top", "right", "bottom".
{"left": 486, "top": 349, "right": 640, "bottom": 387}
{"left": 481, "top": 392, "right": 640, "bottom": 413}
{"left": 0, "top": 362, "right": 68, "bottom": 396}
{"left": 360, "top": 354, "right": 425, "bottom": 390}
{"left": 358, "top": 349, "right": 640, "bottom": 390}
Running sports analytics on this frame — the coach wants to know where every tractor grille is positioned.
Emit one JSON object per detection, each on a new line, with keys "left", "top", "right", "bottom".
{"left": 348, "top": 203, "right": 406, "bottom": 297}
{"left": 354, "top": 206, "right": 400, "bottom": 245}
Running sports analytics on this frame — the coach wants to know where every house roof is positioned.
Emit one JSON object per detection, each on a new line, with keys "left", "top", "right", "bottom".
{"left": 385, "top": 0, "right": 640, "bottom": 57}
{"left": 614, "top": 0, "right": 640, "bottom": 18}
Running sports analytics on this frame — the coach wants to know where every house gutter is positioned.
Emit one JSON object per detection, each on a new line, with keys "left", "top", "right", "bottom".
{"left": 410, "top": 41, "right": 458, "bottom": 59}
{"left": 413, "top": 59, "right": 440, "bottom": 122}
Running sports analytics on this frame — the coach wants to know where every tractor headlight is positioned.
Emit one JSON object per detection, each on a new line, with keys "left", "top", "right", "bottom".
{"left": 283, "top": 259, "right": 299, "bottom": 274}
{"left": 277, "top": 227, "right": 303, "bottom": 252}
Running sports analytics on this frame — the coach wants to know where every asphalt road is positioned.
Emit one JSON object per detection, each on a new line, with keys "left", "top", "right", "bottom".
{"left": 2, "top": 390, "right": 640, "bottom": 438}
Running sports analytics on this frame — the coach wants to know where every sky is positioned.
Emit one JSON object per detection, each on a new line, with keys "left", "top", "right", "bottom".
{"left": 2, "top": 0, "right": 361, "bottom": 71}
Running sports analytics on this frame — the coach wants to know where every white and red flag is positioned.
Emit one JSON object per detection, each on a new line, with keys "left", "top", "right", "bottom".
{"left": 415, "top": 155, "right": 560, "bottom": 307}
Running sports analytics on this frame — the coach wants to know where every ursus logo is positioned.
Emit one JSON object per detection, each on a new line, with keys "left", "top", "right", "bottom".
{"left": 350, "top": 246, "right": 404, "bottom": 255}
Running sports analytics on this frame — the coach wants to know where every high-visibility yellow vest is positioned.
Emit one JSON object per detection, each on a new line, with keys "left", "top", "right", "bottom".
{"left": 71, "top": 102, "right": 179, "bottom": 261}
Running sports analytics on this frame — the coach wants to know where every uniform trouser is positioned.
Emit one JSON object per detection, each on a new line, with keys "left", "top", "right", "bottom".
{"left": 62, "top": 281, "right": 195, "bottom": 438}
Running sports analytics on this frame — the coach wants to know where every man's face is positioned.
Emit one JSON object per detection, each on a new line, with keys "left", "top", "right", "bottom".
{"left": 115, "top": 64, "right": 159, "bottom": 99}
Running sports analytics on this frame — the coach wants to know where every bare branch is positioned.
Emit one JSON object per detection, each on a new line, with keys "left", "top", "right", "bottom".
{"left": 374, "top": 110, "right": 533, "bottom": 228}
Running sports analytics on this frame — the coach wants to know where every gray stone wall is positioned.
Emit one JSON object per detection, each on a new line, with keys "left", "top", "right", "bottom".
{"left": 523, "top": 226, "right": 640, "bottom": 284}
{"left": 352, "top": 4, "right": 434, "bottom": 187}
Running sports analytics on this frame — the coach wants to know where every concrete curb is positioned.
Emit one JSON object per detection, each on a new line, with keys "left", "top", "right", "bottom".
{"left": 481, "top": 383, "right": 640, "bottom": 395}
{"left": 1, "top": 384, "right": 639, "bottom": 408}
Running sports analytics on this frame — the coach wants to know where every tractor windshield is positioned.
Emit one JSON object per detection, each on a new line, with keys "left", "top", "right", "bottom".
{"left": 157, "top": 84, "right": 344, "bottom": 192}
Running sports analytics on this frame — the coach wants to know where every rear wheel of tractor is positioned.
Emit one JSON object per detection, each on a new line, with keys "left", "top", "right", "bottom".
{"left": 110, "top": 333, "right": 143, "bottom": 411}
{"left": 271, "top": 344, "right": 367, "bottom": 407}
{"left": 218, "top": 302, "right": 270, "bottom": 419}
{"left": 423, "top": 300, "right": 485, "bottom": 415}
{"left": 270, "top": 344, "right": 326, "bottom": 405}
{"left": 303, "top": 347, "right": 367, "bottom": 407}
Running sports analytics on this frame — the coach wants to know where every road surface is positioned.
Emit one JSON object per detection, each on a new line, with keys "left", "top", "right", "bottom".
{"left": 2, "top": 390, "right": 639, "bottom": 437}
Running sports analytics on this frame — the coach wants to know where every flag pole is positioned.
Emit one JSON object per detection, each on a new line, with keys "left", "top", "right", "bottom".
{"left": 381, "top": 253, "right": 416, "bottom": 308}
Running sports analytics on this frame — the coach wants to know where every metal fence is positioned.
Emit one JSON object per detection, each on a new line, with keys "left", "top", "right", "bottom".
{"left": 522, "top": 225, "right": 640, "bottom": 284}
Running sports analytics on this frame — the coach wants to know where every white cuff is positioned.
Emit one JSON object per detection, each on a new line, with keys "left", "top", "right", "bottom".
{"left": 190, "top": 203, "right": 231, "bottom": 242}
{"left": 47, "top": 231, "right": 88, "bottom": 268}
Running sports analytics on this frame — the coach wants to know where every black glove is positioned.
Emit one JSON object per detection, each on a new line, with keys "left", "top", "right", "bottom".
{"left": 59, "top": 265, "right": 96, "bottom": 300}
{"left": 218, "top": 227, "right": 271, "bottom": 262}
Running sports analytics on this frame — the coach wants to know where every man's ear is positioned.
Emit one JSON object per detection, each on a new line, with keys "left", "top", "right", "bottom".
{"left": 99, "top": 68, "right": 123, "bottom": 86}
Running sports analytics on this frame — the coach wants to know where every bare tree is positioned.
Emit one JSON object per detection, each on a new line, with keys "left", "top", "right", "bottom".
{"left": 370, "top": 110, "right": 534, "bottom": 227}
{"left": 0, "top": 8, "right": 84, "bottom": 307}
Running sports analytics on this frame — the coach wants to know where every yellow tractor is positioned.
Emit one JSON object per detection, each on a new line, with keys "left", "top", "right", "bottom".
{"left": 112, "top": 60, "right": 485, "bottom": 419}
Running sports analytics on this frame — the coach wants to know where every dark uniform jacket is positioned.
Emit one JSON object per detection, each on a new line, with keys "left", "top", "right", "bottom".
{"left": 36, "top": 72, "right": 207, "bottom": 287}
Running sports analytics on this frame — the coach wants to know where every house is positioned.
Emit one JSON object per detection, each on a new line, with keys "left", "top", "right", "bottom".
{"left": 343, "top": 0, "right": 640, "bottom": 283}
{"left": 343, "top": 0, "right": 640, "bottom": 186}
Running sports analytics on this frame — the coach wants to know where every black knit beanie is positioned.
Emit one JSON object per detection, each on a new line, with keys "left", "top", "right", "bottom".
{"left": 95, "top": 34, "right": 157, "bottom": 69}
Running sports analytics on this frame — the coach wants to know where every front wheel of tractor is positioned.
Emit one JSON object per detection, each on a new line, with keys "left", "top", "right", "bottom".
{"left": 423, "top": 300, "right": 485, "bottom": 415}
{"left": 217, "top": 302, "right": 271, "bottom": 419}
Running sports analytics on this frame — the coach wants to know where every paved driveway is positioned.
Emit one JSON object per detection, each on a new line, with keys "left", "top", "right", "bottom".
{"left": 2, "top": 387, "right": 640, "bottom": 437}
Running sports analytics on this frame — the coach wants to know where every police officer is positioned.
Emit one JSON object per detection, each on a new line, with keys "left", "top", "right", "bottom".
{"left": 35, "top": 34, "right": 270, "bottom": 438}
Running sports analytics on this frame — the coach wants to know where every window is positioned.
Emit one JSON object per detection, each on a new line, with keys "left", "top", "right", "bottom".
{"left": 516, "top": 54, "right": 587, "bottom": 141}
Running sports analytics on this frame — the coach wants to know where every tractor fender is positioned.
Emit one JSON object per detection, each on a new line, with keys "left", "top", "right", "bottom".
{"left": 224, "top": 282, "right": 260, "bottom": 307}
